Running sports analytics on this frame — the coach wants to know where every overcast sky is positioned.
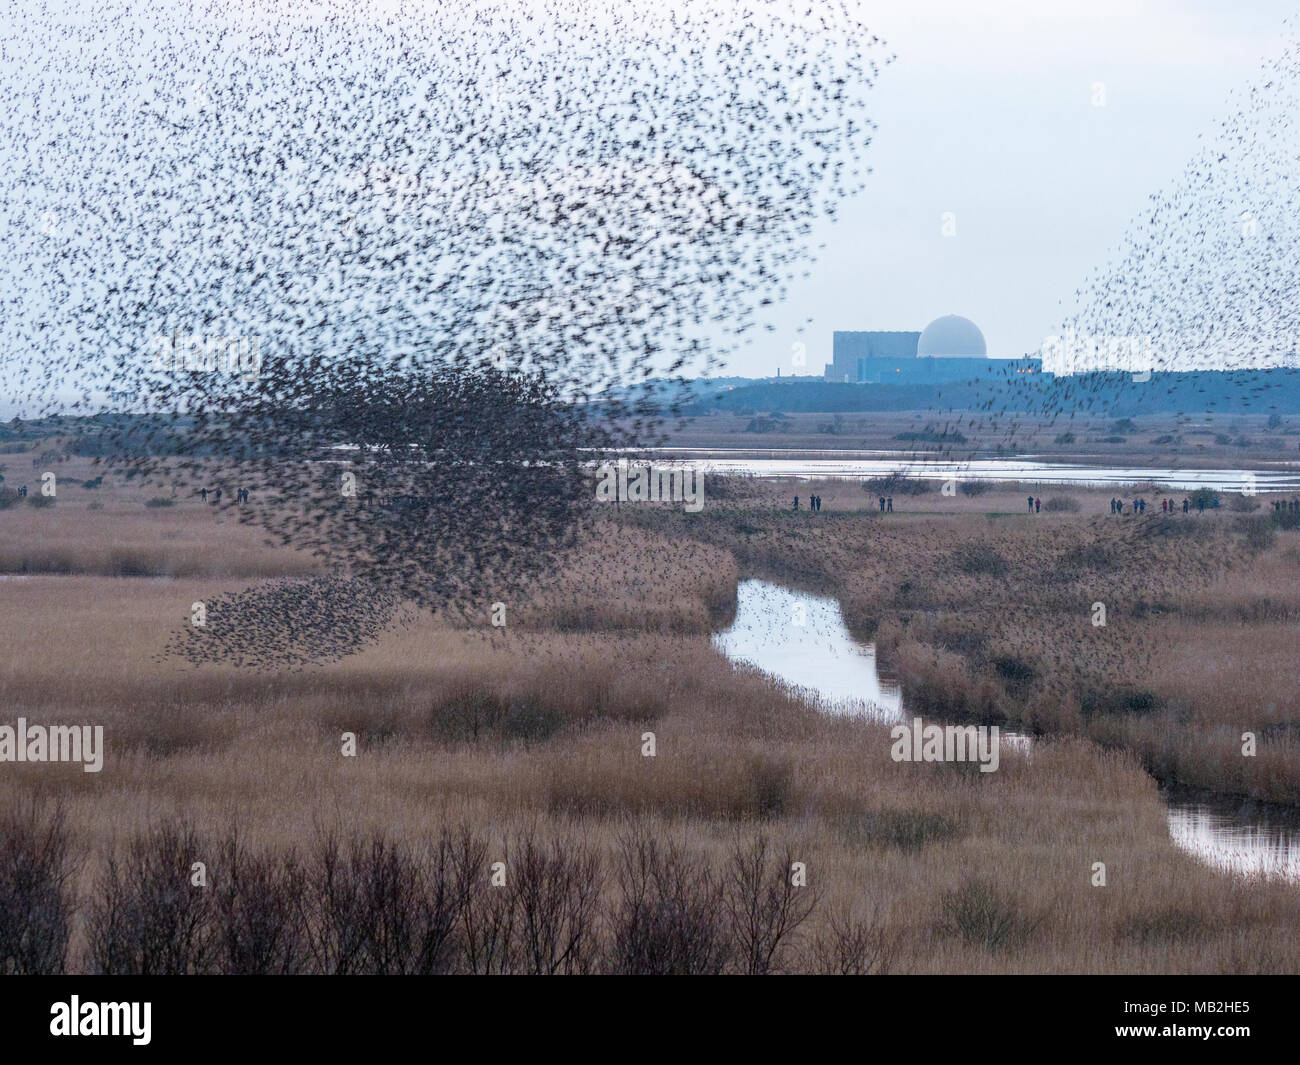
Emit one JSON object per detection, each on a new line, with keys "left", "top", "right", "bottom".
{"left": 747, "top": 0, "right": 1294, "bottom": 376}
{"left": 1, "top": 0, "right": 1294, "bottom": 419}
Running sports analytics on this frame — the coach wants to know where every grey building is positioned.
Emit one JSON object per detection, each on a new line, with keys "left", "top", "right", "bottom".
{"left": 824, "top": 331, "right": 921, "bottom": 383}
{"left": 822, "top": 315, "right": 1043, "bottom": 383}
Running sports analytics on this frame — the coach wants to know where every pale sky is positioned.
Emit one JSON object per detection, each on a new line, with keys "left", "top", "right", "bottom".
{"left": 755, "top": 0, "right": 1295, "bottom": 375}
{"left": 1, "top": 0, "right": 1295, "bottom": 418}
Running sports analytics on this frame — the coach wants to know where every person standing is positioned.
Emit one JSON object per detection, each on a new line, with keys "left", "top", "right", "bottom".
{"left": 886, "top": 497, "right": 893, "bottom": 512}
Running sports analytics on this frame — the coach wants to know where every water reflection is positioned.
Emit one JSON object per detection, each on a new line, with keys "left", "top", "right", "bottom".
{"left": 628, "top": 448, "right": 1300, "bottom": 493}
{"left": 1165, "top": 793, "right": 1300, "bottom": 882}
{"left": 713, "top": 578, "right": 1299, "bottom": 882}
{"left": 712, "top": 579, "right": 902, "bottom": 718}
{"left": 712, "top": 579, "right": 1028, "bottom": 764}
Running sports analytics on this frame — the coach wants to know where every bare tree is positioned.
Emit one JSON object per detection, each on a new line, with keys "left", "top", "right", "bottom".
{"left": 0, "top": 798, "right": 76, "bottom": 974}
{"left": 722, "top": 835, "right": 820, "bottom": 974}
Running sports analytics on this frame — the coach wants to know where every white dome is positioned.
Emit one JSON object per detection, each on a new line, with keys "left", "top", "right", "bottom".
{"left": 917, "top": 315, "right": 987, "bottom": 357}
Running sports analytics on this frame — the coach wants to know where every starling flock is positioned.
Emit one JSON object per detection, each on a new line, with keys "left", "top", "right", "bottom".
{"left": 163, "top": 576, "right": 405, "bottom": 670}
{"left": 2, "top": 0, "right": 891, "bottom": 664}
{"left": 881, "top": 27, "right": 1300, "bottom": 475}
{"left": 1058, "top": 28, "right": 1300, "bottom": 376}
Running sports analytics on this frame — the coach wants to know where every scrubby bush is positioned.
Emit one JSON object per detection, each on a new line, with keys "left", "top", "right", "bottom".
{"left": 812, "top": 906, "right": 897, "bottom": 975}
{"left": 608, "top": 827, "right": 729, "bottom": 975}
{"left": 0, "top": 801, "right": 75, "bottom": 974}
{"left": 952, "top": 542, "right": 1008, "bottom": 578}
{"left": 938, "top": 879, "right": 1039, "bottom": 952}
{"left": 863, "top": 475, "right": 932, "bottom": 496}
{"left": 832, "top": 808, "right": 963, "bottom": 852}
{"left": 1080, "top": 686, "right": 1158, "bottom": 718}
{"left": 722, "top": 836, "right": 818, "bottom": 974}
{"left": 1043, "top": 496, "right": 1080, "bottom": 513}
{"left": 1236, "top": 516, "right": 1276, "bottom": 552}
{"left": 86, "top": 820, "right": 214, "bottom": 974}
{"left": 893, "top": 429, "right": 967, "bottom": 444}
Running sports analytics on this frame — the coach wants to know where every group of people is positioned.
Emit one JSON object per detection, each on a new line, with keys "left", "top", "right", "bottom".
{"left": 199, "top": 487, "right": 251, "bottom": 504}
{"left": 785, "top": 487, "right": 1300, "bottom": 518}
{"left": 1111, "top": 496, "right": 1211, "bottom": 515}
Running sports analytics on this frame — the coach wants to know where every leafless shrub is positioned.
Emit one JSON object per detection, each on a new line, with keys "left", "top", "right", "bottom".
{"left": 304, "top": 829, "right": 468, "bottom": 974}
{"left": 301, "top": 831, "right": 371, "bottom": 974}
{"left": 608, "top": 822, "right": 730, "bottom": 974}
{"left": 748, "top": 757, "right": 794, "bottom": 820}
{"left": 85, "top": 819, "right": 213, "bottom": 974}
{"left": 811, "top": 904, "right": 898, "bottom": 975}
{"left": 1043, "top": 495, "right": 1080, "bottom": 513}
{"left": 413, "top": 829, "right": 473, "bottom": 974}
{"left": 511, "top": 827, "right": 604, "bottom": 974}
{"left": 0, "top": 799, "right": 76, "bottom": 974}
{"left": 938, "top": 878, "right": 1040, "bottom": 953}
{"left": 212, "top": 831, "right": 307, "bottom": 975}
{"left": 453, "top": 827, "right": 518, "bottom": 974}
{"left": 722, "top": 835, "right": 819, "bottom": 974}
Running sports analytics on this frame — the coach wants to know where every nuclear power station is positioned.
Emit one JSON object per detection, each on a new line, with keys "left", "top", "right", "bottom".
{"left": 823, "top": 314, "right": 1042, "bottom": 383}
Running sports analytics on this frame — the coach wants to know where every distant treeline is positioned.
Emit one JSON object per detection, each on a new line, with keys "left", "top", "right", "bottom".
{"left": 1, "top": 413, "right": 285, "bottom": 459}
{"left": 678, "top": 370, "right": 1300, "bottom": 416}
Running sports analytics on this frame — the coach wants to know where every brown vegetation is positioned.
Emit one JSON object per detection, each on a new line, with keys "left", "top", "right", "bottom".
{"left": 2, "top": 470, "right": 1299, "bottom": 973}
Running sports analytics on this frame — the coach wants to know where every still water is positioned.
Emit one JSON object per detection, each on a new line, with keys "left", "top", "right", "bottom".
{"left": 632, "top": 448, "right": 1300, "bottom": 492}
{"left": 711, "top": 579, "right": 902, "bottom": 717}
{"left": 712, "top": 578, "right": 1300, "bottom": 882}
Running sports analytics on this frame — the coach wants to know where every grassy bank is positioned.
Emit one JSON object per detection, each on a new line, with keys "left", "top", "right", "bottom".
{"left": 2, "top": 471, "right": 1299, "bottom": 973}
{"left": 625, "top": 479, "right": 1300, "bottom": 805}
